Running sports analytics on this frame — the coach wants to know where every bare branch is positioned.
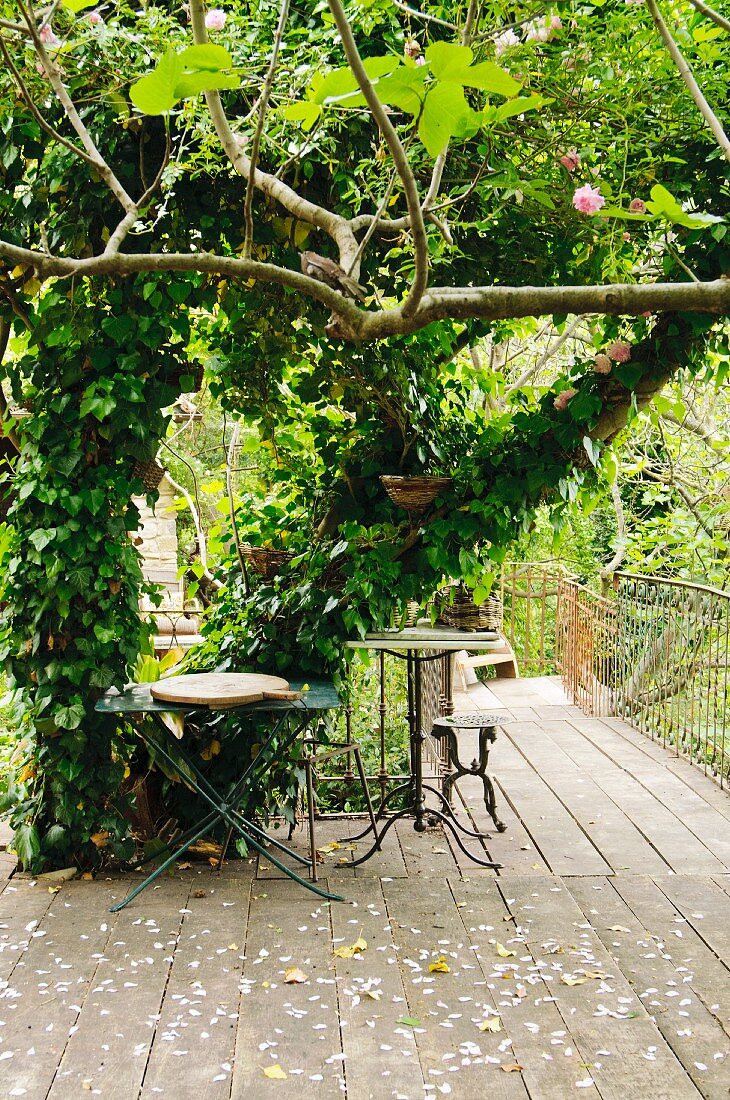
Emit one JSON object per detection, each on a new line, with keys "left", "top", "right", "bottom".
{"left": 188, "top": 0, "right": 359, "bottom": 268}
{"left": 390, "top": 0, "right": 458, "bottom": 31}
{"left": 505, "top": 316, "right": 583, "bottom": 395}
{"left": 242, "top": 0, "right": 291, "bottom": 261}
{"left": 646, "top": 0, "right": 730, "bottom": 163}
{"left": 0, "top": 30, "right": 97, "bottom": 167}
{"left": 104, "top": 131, "right": 172, "bottom": 256}
{"left": 600, "top": 480, "right": 627, "bottom": 593}
{"left": 17, "top": 0, "right": 137, "bottom": 210}
{"left": 327, "top": 0, "right": 429, "bottom": 318}
{"left": 687, "top": 0, "right": 730, "bottom": 34}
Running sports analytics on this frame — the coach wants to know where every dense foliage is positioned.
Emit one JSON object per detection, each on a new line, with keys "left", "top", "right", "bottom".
{"left": 0, "top": 0, "right": 728, "bottom": 869}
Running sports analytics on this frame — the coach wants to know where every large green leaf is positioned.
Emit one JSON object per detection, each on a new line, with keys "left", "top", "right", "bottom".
{"left": 281, "top": 102, "right": 322, "bottom": 131}
{"left": 419, "top": 82, "right": 470, "bottom": 157}
{"left": 174, "top": 71, "right": 240, "bottom": 98}
{"left": 178, "top": 44, "right": 233, "bottom": 71}
{"left": 376, "top": 67, "right": 427, "bottom": 114}
{"left": 425, "top": 41, "right": 473, "bottom": 81}
{"left": 315, "top": 57, "right": 398, "bottom": 106}
{"left": 460, "top": 61, "right": 521, "bottom": 96}
{"left": 130, "top": 50, "right": 183, "bottom": 115}
{"left": 61, "top": 0, "right": 97, "bottom": 11}
{"left": 646, "top": 184, "right": 723, "bottom": 228}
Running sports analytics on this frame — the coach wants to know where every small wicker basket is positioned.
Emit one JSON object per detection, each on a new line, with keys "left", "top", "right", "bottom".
{"left": 242, "top": 544, "right": 293, "bottom": 581}
{"left": 380, "top": 475, "right": 453, "bottom": 513}
{"left": 132, "top": 458, "right": 166, "bottom": 492}
{"left": 436, "top": 583, "right": 503, "bottom": 632}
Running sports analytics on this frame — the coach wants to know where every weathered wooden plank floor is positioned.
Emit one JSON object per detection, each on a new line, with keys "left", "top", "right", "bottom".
{"left": 1, "top": 677, "right": 729, "bottom": 1099}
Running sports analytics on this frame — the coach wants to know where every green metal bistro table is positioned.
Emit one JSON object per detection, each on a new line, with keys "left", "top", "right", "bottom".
{"left": 96, "top": 674, "right": 343, "bottom": 911}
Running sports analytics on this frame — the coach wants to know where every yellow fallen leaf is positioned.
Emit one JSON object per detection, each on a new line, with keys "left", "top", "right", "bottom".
{"left": 496, "top": 942, "right": 516, "bottom": 958}
{"left": 262, "top": 980, "right": 270, "bottom": 989}
{"left": 284, "top": 967, "right": 308, "bottom": 984}
{"left": 200, "top": 738, "right": 221, "bottom": 761}
{"left": 429, "top": 956, "right": 451, "bottom": 973}
{"left": 583, "top": 969, "right": 610, "bottom": 980}
{"left": 501, "top": 1063, "right": 524, "bottom": 1073}
{"left": 228, "top": 944, "right": 239, "bottom": 951}
{"left": 364, "top": 988, "right": 383, "bottom": 1000}
{"left": 608, "top": 925, "right": 631, "bottom": 934}
{"left": 90, "top": 831, "right": 110, "bottom": 849}
{"left": 478, "top": 1016, "right": 502, "bottom": 1033}
{"left": 263, "top": 1065, "right": 288, "bottom": 1080}
{"left": 317, "top": 842, "right": 342, "bottom": 854}
{"left": 334, "top": 934, "right": 367, "bottom": 959}
{"left": 560, "top": 974, "right": 587, "bottom": 986}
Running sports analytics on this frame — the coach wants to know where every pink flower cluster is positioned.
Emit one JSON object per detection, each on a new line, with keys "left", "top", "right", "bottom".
{"left": 205, "top": 8, "right": 226, "bottom": 30}
{"left": 629, "top": 197, "right": 647, "bottom": 213}
{"left": 559, "top": 150, "right": 580, "bottom": 173}
{"left": 593, "top": 354, "right": 612, "bottom": 375}
{"left": 572, "top": 184, "right": 605, "bottom": 214}
{"left": 38, "top": 23, "right": 60, "bottom": 47}
{"left": 494, "top": 29, "right": 520, "bottom": 57}
{"left": 554, "top": 389, "right": 576, "bottom": 412}
{"left": 88, "top": 11, "right": 102, "bottom": 25}
{"left": 607, "top": 340, "right": 631, "bottom": 362}
{"left": 525, "top": 15, "right": 562, "bottom": 42}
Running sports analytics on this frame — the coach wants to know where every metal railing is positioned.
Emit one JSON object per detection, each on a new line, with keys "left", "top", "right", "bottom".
{"left": 501, "top": 560, "right": 572, "bottom": 675}
{"left": 556, "top": 572, "right": 730, "bottom": 787}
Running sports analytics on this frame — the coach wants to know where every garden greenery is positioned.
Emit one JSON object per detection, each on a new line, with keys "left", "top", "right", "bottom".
{"left": 0, "top": 0, "right": 728, "bottom": 869}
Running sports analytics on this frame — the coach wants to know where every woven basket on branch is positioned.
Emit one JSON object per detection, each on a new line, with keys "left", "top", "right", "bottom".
{"left": 380, "top": 475, "right": 453, "bottom": 513}
{"left": 242, "top": 544, "right": 294, "bottom": 581}
{"left": 435, "top": 584, "right": 503, "bottom": 632}
{"left": 132, "top": 458, "right": 166, "bottom": 492}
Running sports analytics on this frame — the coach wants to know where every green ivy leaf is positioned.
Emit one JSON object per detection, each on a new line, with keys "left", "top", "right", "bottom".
{"left": 281, "top": 102, "right": 323, "bottom": 130}
{"left": 130, "top": 50, "right": 184, "bottom": 116}
{"left": 12, "top": 823, "right": 40, "bottom": 869}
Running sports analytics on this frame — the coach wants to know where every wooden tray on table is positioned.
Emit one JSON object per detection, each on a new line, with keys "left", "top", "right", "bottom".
{"left": 150, "top": 673, "right": 302, "bottom": 709}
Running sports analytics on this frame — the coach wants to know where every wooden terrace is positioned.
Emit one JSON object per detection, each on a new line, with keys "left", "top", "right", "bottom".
{"left": 1, "top": 676, "right": 729, "bottom": 1099}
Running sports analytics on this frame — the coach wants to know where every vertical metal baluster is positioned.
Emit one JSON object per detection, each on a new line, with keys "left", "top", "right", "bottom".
{"left": 378, "top": 650, "right": 388, "bottom": 810}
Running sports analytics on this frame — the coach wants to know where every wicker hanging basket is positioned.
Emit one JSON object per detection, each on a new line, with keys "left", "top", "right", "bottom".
{"left": 242, "top": 544, "right": 294, "bottom": 581}
{"left": 380, "top": 475, "right": 453, "bottom": 513}
{"left": 435, "top": 583, "right": 503, "bottom": 632}
{"left": 132, "top": 458, "right": 166, "bottom": 492}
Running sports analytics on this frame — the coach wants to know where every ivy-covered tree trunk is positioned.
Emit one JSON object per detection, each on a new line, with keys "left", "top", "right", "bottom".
{"left": 0, "top": 280, "right": 191, "bottom": 871}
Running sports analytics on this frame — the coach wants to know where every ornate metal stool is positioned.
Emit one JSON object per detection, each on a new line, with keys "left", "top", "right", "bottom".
{"left": 431, "top": 712, "right": 507, "bottom": 833}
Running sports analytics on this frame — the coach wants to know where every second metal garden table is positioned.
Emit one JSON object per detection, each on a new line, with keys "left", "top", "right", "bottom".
{"left": 96, "top": 674, "right": 343, "bottom": 911}
{"left": 345, "top": 625, "right": 505, "bottom": 869}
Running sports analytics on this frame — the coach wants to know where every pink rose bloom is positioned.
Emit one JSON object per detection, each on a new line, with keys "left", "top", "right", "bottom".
{"left": 554, "top": 389, "right": 577, "bottom": 412}
{"left": 39, "top": 23, "right": 60, "bottom": 46}
{"left": 640, "top": 311, "right": 652, "bottom": 318}
{"left": 623, "top": 231, "right": 631, "bottom": 241}
{"left": 629, "top": 198, "right": 647, "bottom": 213}
{"left": 550, "top": 15, "right": 563, "bottom": 29}
{"left": 559, "top": 150, "right": 580, "bottom": 172}
{"left": 204, "top": 8, "right": 226, "bottom": 30}
{"left": 88, "top": 11, "right": 102, "bottom": 24}
{"left": 593, "top": 354, "right": 612, "bottom": 375}
{"left": 607, "top": 340, "right": 631, "bottom": 363}
{"left": 404, "top": 39, "right": 421, "bottom": 59}
{"left": 572, "top": 184, "right": 605, "bottom": 214}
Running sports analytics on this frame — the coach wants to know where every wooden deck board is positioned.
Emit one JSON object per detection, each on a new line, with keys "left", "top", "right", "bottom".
{"left": 1, "top": 681, "right": 729, "bottom": 1098}
{"left": 567, "top": 875, "right": 730, "bottom": 1097}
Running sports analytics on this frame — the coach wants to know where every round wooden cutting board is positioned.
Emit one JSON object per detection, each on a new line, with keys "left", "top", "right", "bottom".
{"left": 150, "top": 672, "right": 301, "bottom": 708}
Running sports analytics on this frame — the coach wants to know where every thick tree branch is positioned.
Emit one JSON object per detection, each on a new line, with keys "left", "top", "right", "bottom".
{"left": 2, "top": 238, "right": 730, "bottom": 339}
{"left": 327, "top": 0, "right": 429, "bottom": 318}
{"left": 646, "top": 0, "right": 730, "bottom": 163}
